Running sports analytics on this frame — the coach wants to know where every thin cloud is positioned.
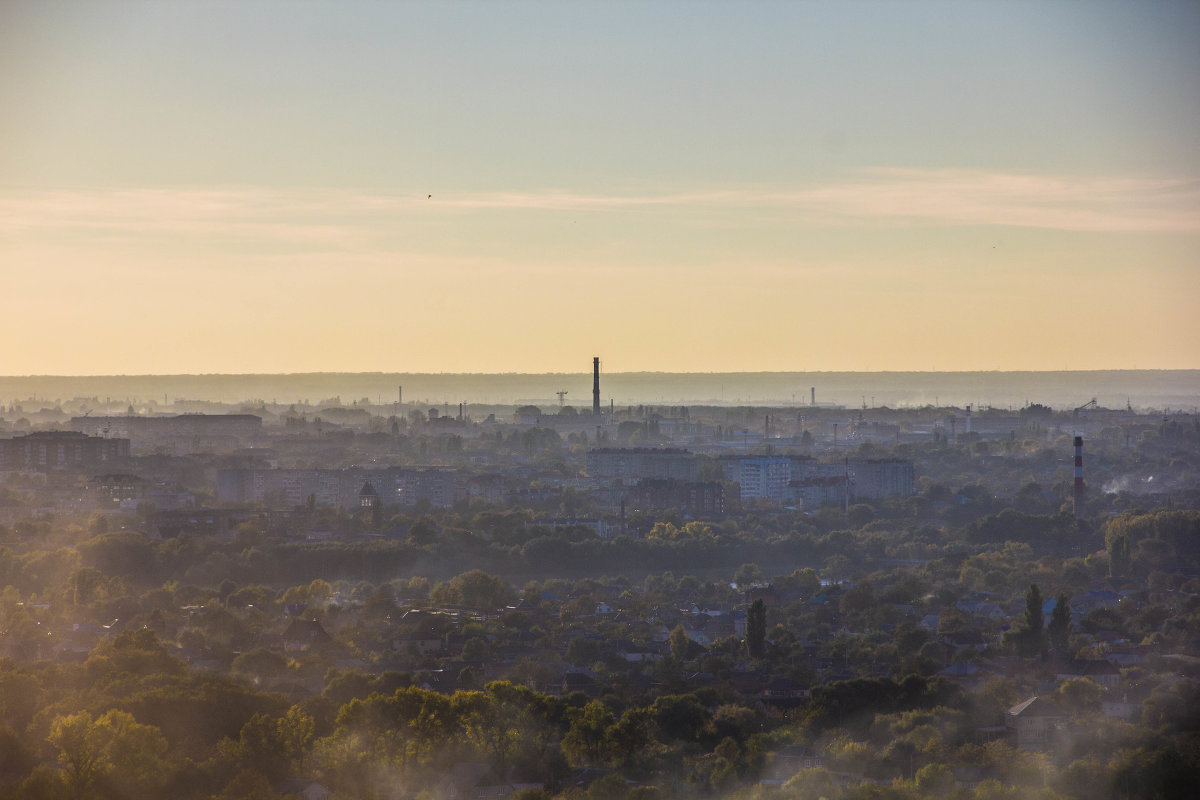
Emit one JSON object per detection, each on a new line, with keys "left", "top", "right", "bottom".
{"left": 415, "top": 170, "right": 1200, "bottom": 232}
{"left": 790, "top": 169, "right": 1200, "bottom": 233}
{"left": 1, "top": 169, "right": 1196, "bottom": 239}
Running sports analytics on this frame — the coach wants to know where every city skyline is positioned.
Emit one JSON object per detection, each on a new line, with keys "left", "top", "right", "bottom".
{"left": 2, "top": 1, "right": 1198, "bottom": 375}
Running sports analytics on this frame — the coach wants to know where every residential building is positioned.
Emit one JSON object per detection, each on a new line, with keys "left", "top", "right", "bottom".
{"left": 624, "top": 479, "right": 725, "bottom": 515}
{"left": 216, "top": 466, "right": 457, "bottom": 509}
{"left": 785, "top": 476, "right": 850, "bottom": 509}
{"left": 721, "top": 456, "right": 791, "bottom": 503}
{"left": 70, "top": 413, "right": 262, "bottom": 454}
{"left": 1005, "top": 696, "right": 1066, "bottom": 750}
{"left": 0, "top": 431, "right": 129, "bottom": 471}
{"left": 851, "top": 459, "right": 915, "bottom": 499}
{"left": 586, "top": 447, "right": 699, "bottom": 482}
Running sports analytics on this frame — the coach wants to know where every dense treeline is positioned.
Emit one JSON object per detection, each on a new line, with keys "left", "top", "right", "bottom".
{"left": 2, "top": 507, "right": 1199, "bottom": 797}
{"left": 1, "top": 504, "right": 1143, "bottom": 593}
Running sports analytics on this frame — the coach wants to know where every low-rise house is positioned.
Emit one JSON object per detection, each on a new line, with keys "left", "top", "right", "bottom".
{"left": 1105, "top": 644, "right": 1152, "bottom": 668}
{"left": 393, "top": 632, "right": 443, "bottom": 656}
{"left": 761, "top": 744, "right": 825, "bottom": 786}
{"left": 745, "top": 586, "right": 780, "bottom": 608}
{"left": 957, "top": 599, "right": 1006, "bottom": 621}
{"left": 937, "top": 662, "right": 995, "bottom": 691}
{"left": 1005, "top": 696, "right": 1066, "bottom": 750}
{"left": 939, "top": 630, "right": 988, "bottom": 662}
{"left": 953, "top": 766, "right": 1000, "bottom": 792}
{"left": 761, "top": 677, "right": 809, "bottom": 708}
{"left": 1101, "top": 697, "right": 1143, "bottom": 720}
{"left": 1054, "top": 658, "right": 1120, "bottom": 689}
{"left": 562, "top": 671, "right": 600, "bottom": 697}
{"left": 433, "top": 762, "right": 516, "bottom": 800}
{"left": 274, "top": 780, "right": 333, "bottom": 800}
{"left": 1078, "top": 589, "right": 1121, "bottom": 612}
{"left": 282, "top": 618, "right": 332, "bottom": 652}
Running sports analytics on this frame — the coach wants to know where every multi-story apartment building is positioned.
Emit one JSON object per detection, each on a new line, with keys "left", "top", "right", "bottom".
{"left": 721, "top": 454, "right": 913, "bottom": 505}
{"left": 586, "top": 448, "right": 699, "bottom": 483}
{"left": 720, "top": 455, "right": 792, "bottom": 503}
{"left": 216, "top": 466, "right": 456, "bottom": 509}
{"left": 70, "top": 414, "right": 262, "bottom": 454}
{"left": 0, "top": 431, "right": 129, "bottom": 471}
{"left": 852, "top": 459, "right": 915, "bottom": 499}
{"left": 625, "top": 479, "right": 726, "bottom": 516}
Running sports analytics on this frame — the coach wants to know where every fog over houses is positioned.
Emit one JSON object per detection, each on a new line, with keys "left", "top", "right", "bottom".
{"left": 0, "top": 370, "right": 1198, "bottom": 798}
{"left": 4, "top": 0, "right": 1199, "bottom": 795}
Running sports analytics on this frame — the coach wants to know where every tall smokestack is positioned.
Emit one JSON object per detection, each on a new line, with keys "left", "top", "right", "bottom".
{"left": 1073, "top": 436, "right": 1084, "bottom": 516}
{"left": 811, "top": 387, "right": 815, "bottom": 406}
{"left": 844, "top": 456, "right": 850, "bottom": 515}
{"left": 593, "top": 357, "right": 601, "bottom": 416}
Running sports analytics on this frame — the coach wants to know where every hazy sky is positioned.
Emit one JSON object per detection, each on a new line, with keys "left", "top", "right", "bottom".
{"left": 2, "top": 1, "right": 1198, "bottom": 375}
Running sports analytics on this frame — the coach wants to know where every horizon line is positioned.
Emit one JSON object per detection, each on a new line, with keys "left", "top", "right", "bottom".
{"left": 2, "top": 368, "right": 1199, "bottom": 380}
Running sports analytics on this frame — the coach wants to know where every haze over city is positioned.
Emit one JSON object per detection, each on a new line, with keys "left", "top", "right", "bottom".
{"left": 4, "top": 5, "right": 1200, "bottom": 800}
{"left": 3, "top": 1, "right": 1199, "bottom": 375}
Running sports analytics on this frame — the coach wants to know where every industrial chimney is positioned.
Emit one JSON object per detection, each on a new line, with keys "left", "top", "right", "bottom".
{"left": 1073, "top": 436, "right": 1084, "bottom": 516}
{"left": 592, "top": 357, "right": 601, "bottom": 416}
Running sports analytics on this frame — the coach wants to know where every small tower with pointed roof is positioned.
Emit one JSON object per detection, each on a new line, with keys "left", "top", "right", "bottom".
{"left": 359, "top": 481, "right": 381, "bottom": 526}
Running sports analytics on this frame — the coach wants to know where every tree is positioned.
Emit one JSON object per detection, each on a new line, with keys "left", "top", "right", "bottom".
{"left": 746, "top": 598, "right": 767, "bottom": 659}
{"left": 232, "top": 648, "right": 289, "bottom": 683}
{"left": 1107, "top": 528, "right": 1132, "bottom": 576}
{"left": 408, "top": 516, "right": 438, "bottom": 545}
{"left": 838, "top": 581, "right": 878, "bottom": 619}
{"left": 561, "top": 701, "right": 614, "bottom": 767}
{"left": 1056, "top": 757, "right": 1114, "bottom": 800}
{"left": 1047, "top": 593, "right": 1072, "bottom": 653}
{"left": 783, "top": 767, "right": 837, "bottom": 798}
{"left": 915, "top": 763, "right": 956, "bottom": 795}
{"left": 669, "top": 625, "right": 691, "bottom": 662}
{"left": 605, "top": 707, "right": 656, "bottom": 768}
{"left": 1021, "top": 583, "right": 1044, "bottom": 657}
{"left": 48, "top": 710, "right": 170, "bottom": 799}
{"left": 734, "top": 563, "right": 764, "bottom": 588}
{"left": 432, "top": 570, "right": 514, "bottom": 610}
{"left": 651, "top": 694, "right": 711, "bottom": 742}
{"left": 784, "top": 567, "right": 822, "bottom": 598}
{"left": 85, "top": 628, "right": 185, "bottom": 682}
{"left": 47, "top": 712, "right": 105, "bottom": 799}
{"left": 567, "top": 636, "right": 602, "bottom": 666}
{"left": 219, "top": 711, "right": 302, "bottom": 783}
{"left": 215, "top": 769, "right": 282, "bottom": 800}
{"left": 711, "top": 736, "right": 742, "bottom": 789}
{"left": 1054, "top": 677, "right": 1102, "bottom": 716}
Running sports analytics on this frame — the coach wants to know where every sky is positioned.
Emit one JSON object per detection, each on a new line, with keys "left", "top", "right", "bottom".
{"left": 1, "top": 0, "right": 1198, "bottom": 375}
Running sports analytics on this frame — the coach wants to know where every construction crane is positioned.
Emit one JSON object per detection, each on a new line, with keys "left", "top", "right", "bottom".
{"left": 555, "top": 390, "right": 568, "bottom": 408}
{"left": 1074, "top": 398, "right": 1098, "bottom": 416}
